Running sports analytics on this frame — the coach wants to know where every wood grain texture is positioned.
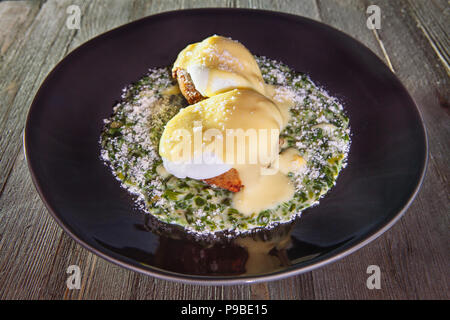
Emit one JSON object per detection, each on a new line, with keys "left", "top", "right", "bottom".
{"left": 0, "top": 0, "right": 448, "bottom": 300}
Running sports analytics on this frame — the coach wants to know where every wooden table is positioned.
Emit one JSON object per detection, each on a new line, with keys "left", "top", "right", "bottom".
{"left": 0, "top": 0, "right": 448, "bottom": 300}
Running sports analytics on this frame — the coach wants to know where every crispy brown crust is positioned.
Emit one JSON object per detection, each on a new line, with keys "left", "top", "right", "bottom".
{"left": 203, "top": 168, "right": 243, "bottom": 193}
{"left": 172, "top": 67, "right": 205, "bottom": 104}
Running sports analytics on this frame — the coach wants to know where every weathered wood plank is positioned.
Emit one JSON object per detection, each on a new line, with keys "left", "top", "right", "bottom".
{"left": 0, "top": 0, "right": 150, "bottom": 300}
{"left": 0, "top": 1, "right": 42, "bottom": 56}
{"left": 0, "top": 151, "right": 62, "bottom": 299}
{"left": 0, "top": 0, "right": 90, "bottom": 197}
{"left": 407, "top": 0, "right": 449, "bottom": 74}
{"left": 0, "top": 0, "right": 43, "bottom": 197}
{"left": 316, "top": 0, "right": 386, "bottom": 60}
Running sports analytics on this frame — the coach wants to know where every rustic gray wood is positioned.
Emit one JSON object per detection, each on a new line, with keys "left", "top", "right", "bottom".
{"left": 0, "top": 0, "right": 448, "bottom": 300}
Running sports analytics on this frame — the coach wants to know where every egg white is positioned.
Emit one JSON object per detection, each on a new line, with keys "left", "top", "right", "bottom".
{"left": 186, "top": 65, "right": 240, "bottom": 97}
{"left": 162, "top": 152, "right": 231, "bottom": 180}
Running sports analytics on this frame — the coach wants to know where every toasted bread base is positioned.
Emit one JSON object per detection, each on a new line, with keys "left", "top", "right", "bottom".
{"left": 203, "top": 168, "right": 243, "bottom": 193}
{"left": 172, "top": 68, "right": 205, "bottom": 104}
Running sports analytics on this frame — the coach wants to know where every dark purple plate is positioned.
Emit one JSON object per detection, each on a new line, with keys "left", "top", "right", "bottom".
{"left": 24, "top": 9, "right": 427, "bottom": 284}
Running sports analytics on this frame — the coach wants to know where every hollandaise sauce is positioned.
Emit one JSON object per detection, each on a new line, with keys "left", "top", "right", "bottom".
{"left": 173, "top": 35, "right": 266, "bottom": 97}
{"left": 100, "top": 56, "right": 350, "bottom": 235}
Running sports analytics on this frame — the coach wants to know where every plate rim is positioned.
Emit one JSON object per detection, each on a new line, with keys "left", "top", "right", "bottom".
{"left": 23, "top": 7, "right": 429, "bottom": 285}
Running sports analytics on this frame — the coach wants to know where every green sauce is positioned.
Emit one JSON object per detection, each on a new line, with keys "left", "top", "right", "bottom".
{"left": 100, "top": 57, "right": 350, "bottom": 235}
